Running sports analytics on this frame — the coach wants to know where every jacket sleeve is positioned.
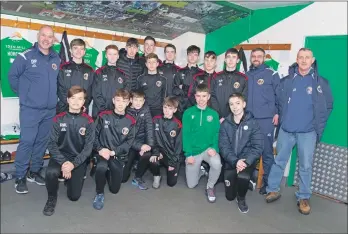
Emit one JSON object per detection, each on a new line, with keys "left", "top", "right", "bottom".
{"left": 162, "top": 77, "right": 167, "bottom": 99}
{"left": 93, "top": 116, "right": 104, "bottom": 152}
{"left": 210, "top": 78, "right": 220, "bottom": 117}
{"left": 136, "top": 76, "right": 142, "bottom": 90}
{"left": 211, "top": 112, "right": 220, "bottom": 153}
{"left": 85, "top": 71, "right": 95, "bottom": 108}
{"left": 124, "top": 74, "right": 131, "bottom": 91}
{"left": 72, "top": 121, "right": 96, "bottom": 168}
{"left": 243, "top": 121, "right": 264, "bottom": 166}
{"left": 187, "top": 79, "right": 197, "bottom": 106}
{"left": 173, "top": 72, "right": 184, "bottom": 97}
{"left": 182, "top": 110, "right": 192, "bottom": 157}
{"left": 145, "top": 109, "right": 154, "bottom": 146}
{"left": 170, "top": 127, "right": 183, "bottom": 167}
{"left": 278, "top": 77, "right": 287, "bottom": 123}
{"left": 242, "top": 77, "right": 248, "bottom": 101}
{"left": 92, "top": 72, "right": 107, "bottom": 114}
{"left": 272, "top": 71, "right": 281, "bottom": 115}
{"left": 115, "top": 125, "right": 135, "bottom": 156}
{"left": 8, "top": 54, "right": 26, "bottom": 95}
{"left": 219, "top": 122, "right": 238, "bottom": 167}
{"left": 57, "top": 69, "right": 68, "bottom": 112}
{"left": 151, "top": 121, "right": 160, "bottom": 157}
{"left": 47, "top": 120, "right": 68, "bottom": 165}
{"left": 318, "top": 78, "right": 334, "bottom": 140}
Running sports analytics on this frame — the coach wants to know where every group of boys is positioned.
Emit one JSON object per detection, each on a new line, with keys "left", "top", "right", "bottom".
{"left": 9, "top": 26, "right": 333, "bottom": 218}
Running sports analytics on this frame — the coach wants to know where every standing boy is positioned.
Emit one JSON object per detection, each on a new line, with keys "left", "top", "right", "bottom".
{"left": 43, "top": 86, "right": 95, "bottom": 216}
{"left": 92, "top": 89, "right": 136, "bottom": 210}
{"left": 92, "top": 44, "right": 129, "bottom": 118}
{"left": 211, "top": 48, "right": 248, "bottom": 121}
{"left": 137, "top": 53, "right": 167, "bottom": 117}
{"left": 182, "top": 84, "right": 222, "bottom": 203}
{"left": 219, "top": 93, "right": 263, "bottom": 213}
{"left": 149, "top": 97, "right": 183, "bottom": 188}
{"left": 57, "top": 39, "right": 95, "bottom": 114}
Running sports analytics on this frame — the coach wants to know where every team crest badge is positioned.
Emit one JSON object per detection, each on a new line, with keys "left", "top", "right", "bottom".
{"left": 84, "top": 73, "right": 89, "bottom": 80}
{"left": 79, "top": 127, "right": 86, "bottom": 136}
{"left": 306, "top": 86, "right": 312, "bottom": 95}
{"left": 156, "top": 81, "right": 162, "bottom": 87}
{"left": 233, "top": 82, "right": 240, "bottom": 89}
{"left": 207, "top": 115, "right": 213, "bottom": 122}
{"left": 118, "top": 77, "right": 123, "bottom": 84}
{"left": 122, "top": 127, "right": 129, "bottom": 135}
{"left": 225, "top": 180, "right": 230, "bottom": 187}
{"left": 181, "top": 73, "right": 185, "bottom": 79}
{"left": 243, "top": 125, "right": 248, "bottom": 130}
{"left": 170, "top": 130, "right": 176, "bottom": 137}
{"left": 52, "top": 63, "right": 57, "bottom": 70}
{"left": 159, "top": 71, "right": 163, "bottom": 75}
{"left": 317, "top": 85, "right": 322, "bottom": 93}
{"left": 199, "top": 80, "right": 204, "bottom": 84}
{"left": 257, "top": 79, "right": 264, "bottom": 85}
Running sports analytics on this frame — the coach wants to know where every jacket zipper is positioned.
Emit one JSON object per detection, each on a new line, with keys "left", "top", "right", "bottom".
{"left": 200, "top": 109, "right": 203, "bottom": 126}
{"left": 235, "top": 125, "right": 240, "bottom": 155}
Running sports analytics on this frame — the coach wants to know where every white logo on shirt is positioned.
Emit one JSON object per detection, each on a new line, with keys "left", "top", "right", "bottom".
{"left": 143, "top": 82, "right": 147, "bottom": 86}
{"left": 102, "top": 75, "right": 108, "bottom": 81}
{"left": 306, "top": 86, "right": 312, "bottom": 95}
{"left": 104, "top": 120, "right": 110, "bottom": 129}
{"left": 155, "top": 123, "right": 159, "bottom": 131}
{"left": 140, "top": 113, "right": 144, "bottom": 117}
{"left": 243, "top": 125, "right": 248, "bottom": 130}
{"left": 207, "top": 115, "right": 213, "bottom": 122}
{"left": 31, "top": 59, "right": 37, "bottom": 68}
{"left": 60, "top": 123, "right": 67, "bottom": 127}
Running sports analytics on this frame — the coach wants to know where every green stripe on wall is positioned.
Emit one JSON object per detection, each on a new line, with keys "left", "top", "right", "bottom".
{"left": 205, "top": 3, "right": 312, "bottom": 55}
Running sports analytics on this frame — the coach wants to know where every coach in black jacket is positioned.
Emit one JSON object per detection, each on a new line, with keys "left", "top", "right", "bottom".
{"left": 219, "top": 93, "right": 263, "bottom": 213}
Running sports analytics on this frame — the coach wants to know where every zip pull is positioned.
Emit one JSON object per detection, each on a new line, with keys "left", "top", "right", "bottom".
{"left": 200, "top": 109, "right": 203, "bottom": 126}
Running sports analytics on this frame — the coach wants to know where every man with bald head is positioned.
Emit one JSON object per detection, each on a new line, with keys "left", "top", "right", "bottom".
{"left": 8, "top": 25, "right": 60, "bottom": 194}
{"left": 265, "top": 48, "right": 333, "bottom": 215}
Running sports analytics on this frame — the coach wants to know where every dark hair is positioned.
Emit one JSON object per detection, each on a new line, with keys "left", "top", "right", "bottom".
{"left": 105, "top": 44, "right": 119, "bottom": 52}
{"left": 196, "top": 84, "right": 209, "bottom": 94}
{"left": 126, "top": 37, "right": 139, "bottom": 47}
{"left": 145, "top": 53, "right": 159, "bottom": 61}
{"left": 228, "top": 93, "right": 246, "bottom": 102}
{"left": 204, "top": 51, "right": 217, "bottom": 59}
{"left": 298, "top": 47, "right": 313, "bottom": 53}
{"left": 163, "top": 96, "right": 179, "bottom": 108}
{"left": 114, "top": 88, "right": 130, "bottom": 99}
{"left": 70, "top": 38, "right": 85, "bottom": 49}
{"left": 164, "top": 43, "right": 176, "bottom": 53}
{"left": 131, "top": 90, "right": 145, "bottom": 99}
{"left": 187, "top": 45, "right": 200, "bottom": 55}
{"left": 251, "top": 47, "right": 266, "bottom": 54}
{"left": 68, "top": 85, "right": 87, "bottom": 99}
{"left": 144, "top": 36, "right": 156, "bottom": 45}
{"left": 225, "top": 48, "right": 239, "bottom": 58}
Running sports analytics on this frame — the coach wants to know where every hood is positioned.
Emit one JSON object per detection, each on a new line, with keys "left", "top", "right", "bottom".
{"left": 225, "top": 110, "right": 254, "bottom": 125}
{"left": 249, "top": 63, "right": 268, "bottom": 72}
{"left": 288, "top": 60, "right": 318, "bottom": 81}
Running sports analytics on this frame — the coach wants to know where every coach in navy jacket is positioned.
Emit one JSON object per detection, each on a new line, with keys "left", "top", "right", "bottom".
{"left": 8, "top": 26, "right": 60, "bottom": 194}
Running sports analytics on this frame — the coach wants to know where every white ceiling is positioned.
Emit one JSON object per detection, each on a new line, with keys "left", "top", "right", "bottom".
{"left": 230, "top": 1, "right": 311, "bottom": 10}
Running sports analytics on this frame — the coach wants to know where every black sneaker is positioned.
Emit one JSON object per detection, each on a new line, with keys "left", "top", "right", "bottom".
{"left": 259, "top": 186, "right": 267, "bottom": 195}
{"left": 43, "top": 196, "right": 57, "bottom": 216}
{"left": 236, "top": 198, "right": 249, "bottom": 213}
{"left": 27, "top": 171, "right": 45, "bottom": 186}
{"left": 15, "top": 178, "right": 28, "bottom": 194}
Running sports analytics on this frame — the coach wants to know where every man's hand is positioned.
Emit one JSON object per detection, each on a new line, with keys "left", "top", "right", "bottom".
{"left": 141, "top": 144, "right": 151, "bottom": 152}
{"left": 236, "top": 159, "right": 247, "bottom": 173}
{"left": 168, "top": 166, "right": 175, "bottom": 171}
{"left": 158, "top": 153, "right": 163, "bottom": 160}
{"left": 99, "top": 148, "right": 111, "bottom": 160}
{"left": 207, "top": 148, "right": 217, "bottom": 157}
{"left": 139, "top": 150, "right": 144, "bottom": 156}
{"left": 62, "top": 170, "right": 71, "bottom": 179}
{"left": 272, "top": 114, "right": 279, "bottom": 126}
{"left": 186, "top": 156, "right": 195, "bottom": 165}
{"left": 149, "top": 156, "right": 158, "bottom": 163}
{"left": 62, "top": 161, "right": 74, "bottom": 173}
{"left": 220, "top": 118, "right": 225, "bottom": 124}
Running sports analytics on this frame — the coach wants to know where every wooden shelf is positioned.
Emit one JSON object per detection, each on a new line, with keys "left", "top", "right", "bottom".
{"left": 1, "top": 139, "right": 19, "bottom": 145}
{"left": 0, "top": 152, "right": 50, "bottom": 164}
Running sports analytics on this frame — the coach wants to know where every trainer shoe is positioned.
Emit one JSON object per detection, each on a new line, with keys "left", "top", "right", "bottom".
{"left": 259, "top": 186, "right": 267, "bottom": 195}
{"left": 249, "top": 180, "right": 256, "bottom": 191}
{"left": 265, "top": 192, "right": 281, "bottom": 203}
{"left": 297, "top": 199, "right": 311, "bottom": 215}
{"left": 15, "top": 178, "right": 28, "bottom": 194}
{"left": 236, "top": 197, "right": 249, "bottom": 213}
{"left": 152, "top": 176, "right": 161, "bottom": 189}
{"left": 205, "top": 187, "right": 216, "bottom": 203}
{"left": 27, "top": 171, "right": 45, "bottom": 186}
{"left": 93, "top": 194, "right": 105, "bottom": 210}
{"left": 43, "top": 196, "right": 57, "bottom": 216}
{"left": 132, "top": 177, "right": 148, "bottom": 190}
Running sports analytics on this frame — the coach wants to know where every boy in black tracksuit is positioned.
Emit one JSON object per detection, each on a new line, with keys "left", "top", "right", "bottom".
{"left": 57, "top": 39, "right": 95, "bottom": 114}
{"left": 172, "top": 45, "right": 203, "bottom": 119}
{"left": 149, "top": 97, "right": 183, "bottom": 188}
{"left": 43, "top": 86, "right": 95, "bottom": 216}
{"left": 219, "top": 93, "right": 263, "bottom": 213}
{"left": 211, "top": 48, "right": 248, "bottom": 121}
{"left": 92, "top": 89, "right": 136, "bottom": 210}
{"left": 126, "top": 90, "right": 154, "bottom": 190}
{"left": 92, "top": 44, "right": 130, "bottom": 118}
{"left": 137, "top": 53, "right": 167, "bottom": 117}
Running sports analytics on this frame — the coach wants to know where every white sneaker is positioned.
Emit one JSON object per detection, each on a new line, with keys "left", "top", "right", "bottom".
{"left": 152, "top": 176, "right": 161, "bottom": 189}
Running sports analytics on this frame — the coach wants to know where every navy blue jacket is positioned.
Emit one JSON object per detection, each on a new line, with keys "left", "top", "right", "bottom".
{"left": 8, "top": 42, "right": 60, "bottom": 109}
{"left": 246, "top": 64, "right": 281, "bottom": 119}
{"left": 219, "top": 111, "right": 264, "bottom": 169}
{"left": 279, "top": 62, "right": 333, "bottom": 141}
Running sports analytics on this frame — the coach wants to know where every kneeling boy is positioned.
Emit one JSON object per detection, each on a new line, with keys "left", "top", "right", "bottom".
{"left": 43, "top": 86, "right": 95, "bottom": 216}
{"left": 92, "top": 89, "right": 136, "bottom": 210}
{"left": 219, "top": 93, "right": 263, "bottom": 213}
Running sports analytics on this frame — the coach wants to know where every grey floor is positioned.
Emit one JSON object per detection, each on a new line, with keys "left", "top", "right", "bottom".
{"left": 1, "top": 166, "right": 347, "bottom": 233}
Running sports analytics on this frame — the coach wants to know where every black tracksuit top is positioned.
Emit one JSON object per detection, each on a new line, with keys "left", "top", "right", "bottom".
{"left": 57, "top": 61, "right": 94, "bottom": 114}
{"left": 152, "top": 115, "right": 183, "bottom": 167}
{"left": 94, "top": 110, "right": 136, "bottom": 161}
{"left": 158, "top": 61, "right": 181, "bottom": 96}
{"left": 47, "top": 111, "right": 95, "bottom": 167}
{"left": 188, "top": 71, "right": 217, "bottom": 106}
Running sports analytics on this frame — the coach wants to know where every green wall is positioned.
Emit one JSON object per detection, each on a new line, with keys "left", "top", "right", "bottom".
{"left": 205, "top": 3, "right": 312, "bottom": 55}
